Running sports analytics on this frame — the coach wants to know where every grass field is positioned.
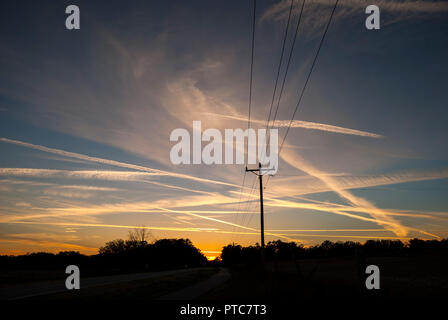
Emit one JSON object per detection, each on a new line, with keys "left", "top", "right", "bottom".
{"left": 202, "top": 255, "right": 448, "bottom": 300}
{"left": 28, "top": 268, "right": 218, "bottom": 300}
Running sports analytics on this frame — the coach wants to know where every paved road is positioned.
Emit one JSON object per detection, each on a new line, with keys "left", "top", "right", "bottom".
{"left": 157, "top": 267, "right": 230, "bottom": 300}
{"left": 0, "top": 267, "right": 202, "bottom": 300}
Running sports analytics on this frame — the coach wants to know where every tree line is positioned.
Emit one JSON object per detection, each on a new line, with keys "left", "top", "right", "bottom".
{"left": 2, "top": 234, "right": 448, "bottom": 272}
{"left": 0, "top": 229, "right": 207, "bottom": 274}
{"left": 220, "top": 238, "right": 448, "bottom": 265}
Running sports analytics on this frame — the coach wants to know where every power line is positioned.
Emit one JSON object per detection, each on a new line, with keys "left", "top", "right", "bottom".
{"left": 261, "top": 0, "right": 306, "bottom": 188}
{"left": 232, "top": 171, "right": 247, "bottom": 236}
{"left": 269, "top": 0, "right": 306, "bottom": 133}
{"left": 239, "top": 174, "right": 258, "bottom": 232}
{"left": 259, "top": 0, "right": 297, "bottom": 166}
{"left": 278, "top": 0, "right": 339, "bottom": 157}
{"left": 264, "top": 0, "right": 339, "bottom": 190}
{"left": 256, "top": 0, "right": 295, "bottom": 231}
{"left": 235, "top": 174, "right": 256, "bottom": 239}
{"left": 259, "top": 0, "right": 306, "bottom": 167}
{"left": 244, "top": 1, "right": 302, "bottom": 246}
{"left": 264, "top": 0, "right": 295, "bottom": 132}
{"left": 243, "top": 177, "right": 261, "bottom": 234}
{"left": 247, "top": 0, "right": 257, "bottom": 131}
{"left": 237, "top": 175, "right": 258, "bottom": 244}
{"left": 233, "top": 0, "right": 257, "bottom": 244}
{"left": 238, "top": 0, "right": 340, "bottom": 246}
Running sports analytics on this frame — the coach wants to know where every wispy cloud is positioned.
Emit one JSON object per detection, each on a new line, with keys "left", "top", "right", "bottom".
{"left": 261, "top": 0, "right": 448, "bottom": 33}
{"left": 42, "top": 190, "right": 96, "bottom": 199}
{"left": 4, "top": 221, "right": 285, "bottom": 239}
{"left": 3, "top": 232, "right": 81, "bottom": 242}
{"left": 0, "top": 178, "right": 54, "bottom": 187}
{"left": 0, "top": 168, "right": 214, "bottom": 195}
{"left": 268, "top": 168, "right": 448, "bottom": 197}
{"left": 1, "top": 193, "right": 295, "bottom": 241}
{"left": 39, "top": 185, "right": 119, "bottom": 199}
{"left": 0, "top": 138, "right": 239, "bottom": 188}
{"left": 1, "top": 149, "right": 446, "bottom": 240}
{"left": 0, "top": 1, "right": 446, "bottom": 254}
{"left": 55, "top": 185, "right": 119, "bottom": 192}
{"left": 265, "top": 228, "right": 389, "bottom": 232}
{"left": 0, "top": 238, "right": 97, "bottom": 254}
{"left": 15, "top": 202, "right": 32, "bottom": 208}
{"left": 0, "top": 169, "right": 218, "bottom": 199}
{"left": 4, "top": 221, "right": 431, "bottom": 244}
{"left": 263, "top": 196, "right": 441, "bottom": 238}
{"left": 207, "top": 113, "right": 384, "bottom": 138}
{"left": 0, "top": 192, "right": 239, "bottom": 222}
{"left": 269, "top": 150, "right": 444, "bottom": 239}
{"left": 281, "top": 148, "right": 409, "bottom": 236}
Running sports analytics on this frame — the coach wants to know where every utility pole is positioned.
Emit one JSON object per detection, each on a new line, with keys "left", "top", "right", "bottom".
{"left": 246, "top": 162, "right": 273, "bottom": 262}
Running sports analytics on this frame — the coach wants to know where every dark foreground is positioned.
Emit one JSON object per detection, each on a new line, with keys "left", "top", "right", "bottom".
{"left": 204, "top": 254, "right": 448, "bottom": 300}
{"left": 2, "top": 255, "right": 447, "bottom": 319}
{"left": 2, "top": 254, "right": 448, "bottom": 301}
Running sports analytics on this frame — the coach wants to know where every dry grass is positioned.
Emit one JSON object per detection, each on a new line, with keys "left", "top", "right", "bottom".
{"left": 203, "top": 255, "right": 448, "bottom": 300}
{"left": 29, "top": 268, "right": 218, "bottom": 300}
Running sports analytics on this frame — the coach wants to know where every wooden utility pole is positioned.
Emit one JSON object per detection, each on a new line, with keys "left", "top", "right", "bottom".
{"left": 246, "top": 162, "right": 273, "bottom": 262}
{"left": 258, "top": 163, "right": 265, "bottom": 249}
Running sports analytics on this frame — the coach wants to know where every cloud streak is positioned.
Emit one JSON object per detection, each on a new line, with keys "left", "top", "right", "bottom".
{"left": 0, "top": 238, "right": 97, "bottom": 254}
{"left": 0, "top": 168, "right": 215, "bottom": 196}
{"left": 281, "top": 149, "right": 409, "bottom": 236}
{"left": 206, "top": 113, "right": 384, "bottom": 138}
{"left": 268, "top": 168, "right": 448, "bottom": 197}
{"left": 0, "top": 138, "right": 239, "bottom": 188}
{"left": 261, "top": 0, "right": 448, "bottom": 33}
{"left": 3, "top": 220, "right": 292, "bottom": 240}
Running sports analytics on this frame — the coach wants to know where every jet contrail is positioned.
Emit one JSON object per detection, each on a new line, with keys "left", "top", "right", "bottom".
{"left": 0, "top": 137, "right": 239, "bottom": 188}
{"left": 206, "top": 113, "right": 383, "bottom": 138}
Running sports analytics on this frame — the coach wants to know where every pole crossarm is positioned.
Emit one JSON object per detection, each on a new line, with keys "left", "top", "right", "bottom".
{"left": 245, "top": 164, "right": 275, "bottom": 175}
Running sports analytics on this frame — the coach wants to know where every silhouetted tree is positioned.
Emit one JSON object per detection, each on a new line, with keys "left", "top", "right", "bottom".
{"left": 128, "top": 226, "right": 153, "bottom": 243}
{"left": 99, "top": 239, "right": 127, "bottom": 255}
{"left": 221, "top": 244, "right": 243, "bottom": 265}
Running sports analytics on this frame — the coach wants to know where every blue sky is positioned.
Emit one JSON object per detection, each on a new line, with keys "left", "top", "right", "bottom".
{"left": 0, "top": 0, "right": 447, "bottom": 257}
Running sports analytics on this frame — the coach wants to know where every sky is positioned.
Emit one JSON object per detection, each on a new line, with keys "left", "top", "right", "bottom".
{"left": 0, "top": 0, "right": 447, "bottom": 259}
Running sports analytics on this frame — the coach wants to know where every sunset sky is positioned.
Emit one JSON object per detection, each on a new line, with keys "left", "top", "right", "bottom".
{"left": 0, "top": 0, "right": 447, "bottom": 258}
